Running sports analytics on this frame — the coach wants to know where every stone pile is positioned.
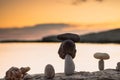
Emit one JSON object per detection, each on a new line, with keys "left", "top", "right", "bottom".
{"left": 94, "top": 52, "right": 110, "bottom": 71}
{"left": 57, "top": 33, "right": 80, "bottom": 75}
{"left": 5, "top": 67, "right": 30, "bottom": 80}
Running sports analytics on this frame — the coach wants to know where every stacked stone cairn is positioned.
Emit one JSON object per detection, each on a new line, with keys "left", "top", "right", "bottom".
{"left": 57, "top": 33, "right": 80, "bottom": 76}
{"left": 94, "top": 52, "right": 110, "bottom": 71}
{"left": 5, "top": 67, "right": 30, "bottom": 80}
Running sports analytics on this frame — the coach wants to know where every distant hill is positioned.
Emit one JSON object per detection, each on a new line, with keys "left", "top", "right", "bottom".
{"left": 0, "top": 28, "right": 120, "bottom": 43}
{"left": 41, "top": 28, "right": 120, "bottom": 43}
{"left": 80, "top": 28, "right": 120, "bottom": 43}
{"left": 41, "top": 35, "right": 60, "bottom": 42}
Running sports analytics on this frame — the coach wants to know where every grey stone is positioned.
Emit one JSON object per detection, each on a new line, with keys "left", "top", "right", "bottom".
{"left": 99, "top": 59, "right": 104, "bottom": 71}
{"left": 94, "top": 53, "right": 110, "bottom": 60}
{"left": 116, "top": 62, "right": 120, "bottom": 71}
{"left": 64, "top": 54, "right": 75, "bottom": 76}
{"left": 44, "top": 64, "right": 55, "bottom": 79}
{"left": 23, "top": 74, "right": 33, "bottom": 80}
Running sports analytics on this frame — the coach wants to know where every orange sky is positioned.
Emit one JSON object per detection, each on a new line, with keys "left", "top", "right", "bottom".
{"left": 0, "top": 0, "right": 120, "bottom": 30}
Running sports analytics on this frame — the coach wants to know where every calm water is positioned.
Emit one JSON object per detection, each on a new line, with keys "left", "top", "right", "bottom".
{"left": 0, "top": 43, "right": 120, "bottom": 78}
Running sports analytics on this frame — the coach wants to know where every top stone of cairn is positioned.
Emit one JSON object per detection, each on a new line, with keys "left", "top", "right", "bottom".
{"left": 57, "top": 33, "right": 80, "bottom": 42}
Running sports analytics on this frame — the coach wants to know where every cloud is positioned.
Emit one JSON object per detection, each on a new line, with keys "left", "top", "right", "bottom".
{"left": 72, "top": 0, "right": 86, "bottom": 5}
{"left": 72, "top": 0, "right": 103, "bottom": 5}
{"left": 0, "top": 22, "right": 119, "bottom": 40}
{"left": 0, "top": 23, "right": 71, "bottom": 40}
{"left": 96, "top": 0, "right": 103, "bottom": 2}
{"left": 0, "top": 23, "right": 94, "bottom": 40}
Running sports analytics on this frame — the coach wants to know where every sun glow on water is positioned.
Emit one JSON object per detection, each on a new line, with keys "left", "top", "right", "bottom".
{"left": 0, "top": 43, "right": 120, "bottom": 78}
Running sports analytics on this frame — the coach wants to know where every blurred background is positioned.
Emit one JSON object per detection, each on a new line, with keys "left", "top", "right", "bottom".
{"left": 0, "top": 0, "right": 120, "bottom": 41}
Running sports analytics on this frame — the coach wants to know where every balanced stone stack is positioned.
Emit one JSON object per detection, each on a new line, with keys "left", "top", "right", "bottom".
{"left": 57, "top": 33, "right": 80, "bottom": 76}
{"left": 94, "top": 53, "right": 110, "bottom": 71}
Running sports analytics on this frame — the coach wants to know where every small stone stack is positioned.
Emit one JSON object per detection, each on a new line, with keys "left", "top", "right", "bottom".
{"left": 57, "top": 33, "right": 80, "bottom": 76}
{"left": 94, "top": 53, "right": 110, "bottom": 71}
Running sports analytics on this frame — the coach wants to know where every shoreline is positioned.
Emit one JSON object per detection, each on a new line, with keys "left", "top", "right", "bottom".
{"left": 0, "top": 41, "right": 120, "bottom": 44}
{"left": 1, "top": 69, "right": 120, "bottom": 80}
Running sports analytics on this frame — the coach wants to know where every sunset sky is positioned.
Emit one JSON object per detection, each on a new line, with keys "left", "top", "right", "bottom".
{"left": 0, "top": 0, "right": 120, "bottom": 40}
{"left": 1, "top": 0, "right": 120, "bottom": 27}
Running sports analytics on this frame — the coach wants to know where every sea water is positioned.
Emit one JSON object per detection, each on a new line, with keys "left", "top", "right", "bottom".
{"left": 0, "top": 43, "right": 120, "bottom": 78}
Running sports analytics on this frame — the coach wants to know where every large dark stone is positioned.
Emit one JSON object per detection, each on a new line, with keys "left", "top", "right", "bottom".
{"left": 57, "top": 33, "right": 80, "bottom": 42}
{"left": 58, "top": 40, "right": 76, "bottom": 59}
{"left": 116, "top": 62, "right": 120, "bottom": 71}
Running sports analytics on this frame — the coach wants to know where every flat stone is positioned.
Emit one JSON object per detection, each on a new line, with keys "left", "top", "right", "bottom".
{"left": 57, "top": 33, "right": 80, "bottom": 42}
